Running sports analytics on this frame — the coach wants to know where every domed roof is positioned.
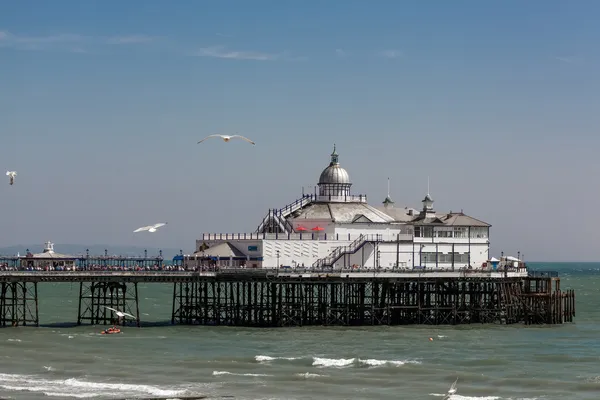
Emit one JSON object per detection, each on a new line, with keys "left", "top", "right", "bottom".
{"left": 318, "top": 144, "right": 351, "bottom": 185}
{"left": 319, "top": 164, "right": 350, "bottom": 184}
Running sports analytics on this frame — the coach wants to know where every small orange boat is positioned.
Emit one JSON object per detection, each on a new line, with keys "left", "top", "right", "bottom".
{"left": 101, "top": 326, "right": 122, "bottom": 335}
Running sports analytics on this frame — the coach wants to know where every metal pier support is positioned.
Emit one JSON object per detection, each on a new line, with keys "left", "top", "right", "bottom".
{"left": 0, "top": 282, "right": 39, "bottom": 327}
{"left": 77, "top": 281, "right": 141, "bottom": 326}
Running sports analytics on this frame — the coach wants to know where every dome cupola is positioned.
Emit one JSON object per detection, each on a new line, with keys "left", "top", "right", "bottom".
{"left": 317, "top": 144, "right": 352, "bottom": 199}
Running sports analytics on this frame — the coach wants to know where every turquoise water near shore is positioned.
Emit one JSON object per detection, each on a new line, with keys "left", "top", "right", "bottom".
{"left": 1, "top": 262, "right": 598, "bottom": 399}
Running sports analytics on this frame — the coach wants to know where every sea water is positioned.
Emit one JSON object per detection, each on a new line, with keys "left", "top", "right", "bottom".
{"left": 0, "top": 262, "right": 598, "bottom": 399}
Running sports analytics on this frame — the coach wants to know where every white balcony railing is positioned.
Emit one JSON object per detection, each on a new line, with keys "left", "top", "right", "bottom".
{"left": 200, "top": 232, "right": 414, "bottom": 242}
{"left": 314, "top": 194, "right": 368, "bottom": 203}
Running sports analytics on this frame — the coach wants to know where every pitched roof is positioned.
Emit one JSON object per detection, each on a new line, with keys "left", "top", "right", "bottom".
{"left": 290, "top": 202, "right": 395, "bottom": 224}
{"left": 411, "top": 216, "right": 447, "bottom": 225}
{"left": 30, "top": 251, "right": 76, "bottom": 259}
{"left": 438, "top": 212, "right": 491, "bottom": 227}
{"left": 196, "top": 242, "right": 245, "bottom": 258}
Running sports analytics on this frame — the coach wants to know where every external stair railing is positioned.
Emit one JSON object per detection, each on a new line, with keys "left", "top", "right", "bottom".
{"left": 256, "top": 195, "right": 314, "bottom": 233}
{"left": 312, "top": 234, "right": 382, "bottom": 269}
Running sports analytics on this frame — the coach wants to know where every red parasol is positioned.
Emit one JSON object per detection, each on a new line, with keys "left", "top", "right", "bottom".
{"left": 296, "top": 226, "right": 308, "bottom": 232}
{"left": 312, "top": 226, "right": 324, "bottom": 231}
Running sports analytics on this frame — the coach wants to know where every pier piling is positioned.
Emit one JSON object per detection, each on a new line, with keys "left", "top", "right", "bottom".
{"left": 0, "top": 281, "right": 38, "bottom": 327}
{"left": 77, "top": 281, "right": 140, "bottom": 326}
{"left": 0, "top": 269, "right": 576, "bottom": 327}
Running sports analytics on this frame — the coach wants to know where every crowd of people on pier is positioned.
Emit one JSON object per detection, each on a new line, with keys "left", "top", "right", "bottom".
{"left": 0, "top": 261, "right": 527, "bottom": 274}
{"left": 0, "top": 262, "right": 208, "bottom": 272}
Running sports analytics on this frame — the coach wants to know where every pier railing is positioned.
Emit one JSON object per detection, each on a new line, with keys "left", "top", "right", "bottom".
{"left": 314, "top": 194, "right": 368, "bottom": 203}
{"left": 0, "top": 266, "right": 530, "bottom": 278}
{"left": 527, "top": 270, "right": 559, "bottom": 278}
{"left": 200, "top": 232, "right": 414, "bottom": 241}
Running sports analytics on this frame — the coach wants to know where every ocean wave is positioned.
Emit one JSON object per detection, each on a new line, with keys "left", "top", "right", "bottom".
{"left": 295, "top": 372, "right": 328, "bottom": 379}
{"left": 0, "top": 372, "right": 192, "bottom": 398}
{"left": 255, "top": 355, "right": 302, "bottom": 362}
{"left": 430, "top": 396, "right": 502, "bottom": 400}
{"left": 450, "top": 396, "right": 500, "bottom": 400}
{"left": 313, "top": 357, "right": 421, "bottom": 368}
{"left": 213, "top": 370, "right": 272, "bottom": 377}
{"left": 254, "top": 354, "right": 420, "bottom": 368}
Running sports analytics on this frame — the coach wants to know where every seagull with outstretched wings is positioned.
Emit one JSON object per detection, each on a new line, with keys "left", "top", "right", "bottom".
{"left": 133, "top": 222, "right": 167, "bottom": 233}
{"left": 197, "top": 134, "right": 255, "bottom": 145}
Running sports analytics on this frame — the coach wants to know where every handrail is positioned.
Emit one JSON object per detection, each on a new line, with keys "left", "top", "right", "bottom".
{"left": 312, "top": 234, "right": 384, "bottom": 269}
{"left": 201, "top": 232, "right": 412, "bottom": 241}
{"left": 0, "top": 267, "right": 531, "bottom": 277}
{"left": 255, "top": 195, "right": 313, "bottom": 233}
{"left": 527, "top": 270, "right": 559, "bottom": 278}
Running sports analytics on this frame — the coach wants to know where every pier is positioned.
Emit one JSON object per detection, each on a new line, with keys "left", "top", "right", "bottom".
{"left": 0, "top": 265, "right": 575, "bottom": 328}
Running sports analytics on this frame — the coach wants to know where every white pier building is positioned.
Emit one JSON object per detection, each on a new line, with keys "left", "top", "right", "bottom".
{"left": 191, "top": 145, "right": 504, "bottom": 272}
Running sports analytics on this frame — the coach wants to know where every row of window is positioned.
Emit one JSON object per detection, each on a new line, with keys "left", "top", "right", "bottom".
{"left": 414, "top": 226, "right": 488, "bottom": 239}
{"left": 420, "top": 252, "right": 470, "bottom": 264}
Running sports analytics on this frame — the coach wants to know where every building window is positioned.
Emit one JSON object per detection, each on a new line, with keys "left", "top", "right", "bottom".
{"left": 453, "top": 227, "right": 468, "bottom": 238}
{"left": 469, "top": 227, "right": 489, "bottom": 239}
{"left": 453, "top": 253, "right": 468, "bottom": 263}
{"left": 435, "top": 229, "right": 453, "bottom": 238}
{"left": 422, "top": 252, "right": 437, "bottom": 263}
{"left": 421, "top": 252, "right": 469, "bottom": 264}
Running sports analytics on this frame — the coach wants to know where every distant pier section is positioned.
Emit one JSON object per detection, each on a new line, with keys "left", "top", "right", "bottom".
{"left": 0, "top": 243, "right": 575, "bottom": 328}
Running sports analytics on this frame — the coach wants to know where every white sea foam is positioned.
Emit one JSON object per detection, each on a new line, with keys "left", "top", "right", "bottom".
{"left": 255, "top": 355, "right": 301, "bottom": 362}
{"left": 312, "top": 357, "right": 356, "bottom": 367}
{"left": 6, "top": 338, "right": 21, "bottom": 342}
{"left": 358, "top": 358, "right": 421, "bottom": 367}
{"left": 433, "top": 396, "right": 495, "bottom": 399}
{"left": 213, "top": 370, "right": 272, "bottom": 377}
{"left": 312, "top": 357, "right": 420, "bottom": 368}
{"left": 296, "top": 372, "right": 327, "bottom": 379}
{"left": 450, "top": 396, "right": 500, "bottom": 400}
{"left": 0, "top": 372, "right": 189, "bottom": 398}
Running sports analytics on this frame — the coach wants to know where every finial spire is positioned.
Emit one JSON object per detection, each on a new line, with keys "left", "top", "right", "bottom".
{"left": 329, "top": 143, "right": 339, "bottom": 165}
{"left": 427, "top": 176, "right": 430, "bottom": 195}
{"left": 383, "top": 177, "right": 394, "bottom": 207}
{"left": 387, "top": 177, "right": 390, "bottom": 197}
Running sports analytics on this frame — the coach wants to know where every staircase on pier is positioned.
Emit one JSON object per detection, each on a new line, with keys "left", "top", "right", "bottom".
{"left": 312, "top": 234, "right": 381, "bottom": 269}
{"left": 256, "top": 195, "right": 314, "bottom": 234}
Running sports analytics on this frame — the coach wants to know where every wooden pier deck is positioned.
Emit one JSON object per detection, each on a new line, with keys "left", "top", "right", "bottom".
{"left": 0, "top": 269, "right": 575, "bottom": 328}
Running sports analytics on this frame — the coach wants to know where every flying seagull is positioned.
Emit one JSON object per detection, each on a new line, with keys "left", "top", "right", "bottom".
{"left": 6, "top": 171, "right": 16, "bottom": 185}
{"left": 103, "top": 306, "right": 136, "bottom": 320}
{"left": 442, "top": 378, "right": 458, "bottom": 399}
{"left": 133, "top": 222, "right": 167, "bottom": 233}
{"left": 197, "top": 134, "right": 256, "bottom": 145}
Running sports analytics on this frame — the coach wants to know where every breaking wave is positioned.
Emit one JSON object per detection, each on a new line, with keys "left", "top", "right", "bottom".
{"left": 312, "top": 357, "right": 421, "bottom": 368}
{"left": 255, "top": 354, "right": 420, "bottom": 368}
{"left": 213, "top": 370, "right": 272, "bottom": 377}
{"left": 0, "top": 372, "right": 200, "bottom": 398}
{"left": 255, "top": 355, "right": 302, "bottom": 362}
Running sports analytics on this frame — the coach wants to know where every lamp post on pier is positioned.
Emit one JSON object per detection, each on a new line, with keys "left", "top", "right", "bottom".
{"left": 276, "top": 250, "right": 280, "bottom": 268}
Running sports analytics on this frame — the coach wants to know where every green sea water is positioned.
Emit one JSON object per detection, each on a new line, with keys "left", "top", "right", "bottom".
{"left": 0, "top": 262, "right": 598, "bottom": 399}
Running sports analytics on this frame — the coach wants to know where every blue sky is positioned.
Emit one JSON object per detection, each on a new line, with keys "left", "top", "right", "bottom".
{"left": 1, "top": 0, "right": 599, "bottom": 260}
